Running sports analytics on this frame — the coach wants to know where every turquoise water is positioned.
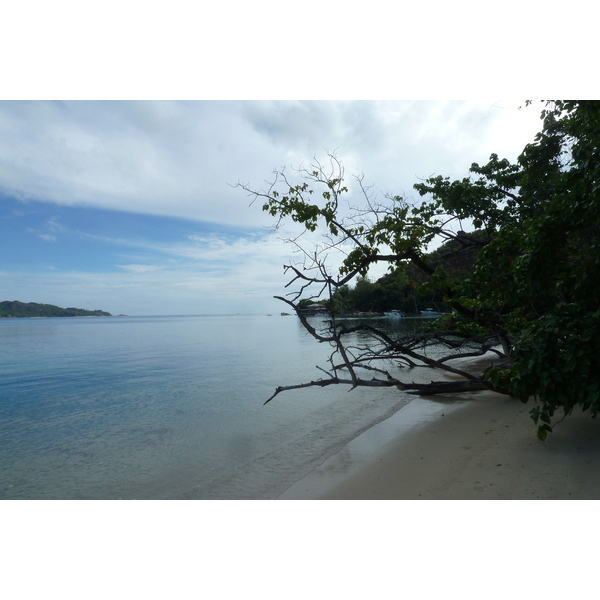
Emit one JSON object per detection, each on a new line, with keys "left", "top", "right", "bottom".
{"left": 0, "top": 314, "right": 417, "bottom": 499}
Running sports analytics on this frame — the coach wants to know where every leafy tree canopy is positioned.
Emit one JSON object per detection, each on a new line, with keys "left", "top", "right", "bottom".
{"left": 239, "top": 101, "right": 600, "bottom": 439}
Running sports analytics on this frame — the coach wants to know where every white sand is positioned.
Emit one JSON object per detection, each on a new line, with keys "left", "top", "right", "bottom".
{"left": 278, "top": 390, "right": 600, "bottom": 499}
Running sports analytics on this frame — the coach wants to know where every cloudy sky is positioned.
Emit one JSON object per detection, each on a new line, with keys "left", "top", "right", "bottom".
{"left": 1, "top": 0, "right": 593, "bottom": 317}
{"left": 0, "top": 100, "right": 546, "bottom": 315}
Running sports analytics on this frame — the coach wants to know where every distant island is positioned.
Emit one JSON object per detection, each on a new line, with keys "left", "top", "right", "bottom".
{"left": 0, "top": 300, "right": 112, "bottom": 318}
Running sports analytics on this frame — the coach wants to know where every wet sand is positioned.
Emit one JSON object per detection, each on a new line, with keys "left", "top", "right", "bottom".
{"left": 278, "top": 391, "right": 600, "bottom": 499}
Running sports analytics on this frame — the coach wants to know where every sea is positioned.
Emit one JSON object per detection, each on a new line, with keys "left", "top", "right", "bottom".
{"left": 0, "top": 313, "right": 426, "bottom": 500}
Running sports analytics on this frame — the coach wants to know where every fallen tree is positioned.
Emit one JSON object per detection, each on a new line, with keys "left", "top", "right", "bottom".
{"left": 239, "top": 101, "right": 600, "bottom": 439}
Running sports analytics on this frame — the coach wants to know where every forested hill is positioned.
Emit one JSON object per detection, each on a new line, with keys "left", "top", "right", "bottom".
{"left": 0, "top": 301, "right": 112, "bottom": 318}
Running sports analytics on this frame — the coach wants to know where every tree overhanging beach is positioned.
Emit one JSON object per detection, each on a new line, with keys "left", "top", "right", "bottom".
{"left": 240, "top": 101, "right": 600, "bottom": 440}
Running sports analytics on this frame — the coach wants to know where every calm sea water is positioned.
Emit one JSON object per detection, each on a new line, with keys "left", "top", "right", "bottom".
{"left": 0, "top": 314, "right": 422, "bottom": 500}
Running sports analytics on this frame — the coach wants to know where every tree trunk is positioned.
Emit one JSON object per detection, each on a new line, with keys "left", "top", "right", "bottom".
{"left": 404, "top": 379, "right": 495, "bottom": 395}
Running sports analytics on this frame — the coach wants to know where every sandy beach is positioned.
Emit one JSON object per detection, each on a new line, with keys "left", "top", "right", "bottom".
{"left": 277, "top": 389, "right": 600, "bottom": 500}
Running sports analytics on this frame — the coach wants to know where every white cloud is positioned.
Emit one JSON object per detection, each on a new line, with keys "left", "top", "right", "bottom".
{"left": 0, "top": 101, "right": 543, "bottom": 231}
{"left": 0, "top": 100, "right": 548, "bottom": 315}
{"left": 115, "top": 264, "right": 163, "bottom": 274}
{"left": 45, "top": 217, "right": 65, "bottom": 232}
{"left": 40, "top": 226, "right": 342, "bottom": 314}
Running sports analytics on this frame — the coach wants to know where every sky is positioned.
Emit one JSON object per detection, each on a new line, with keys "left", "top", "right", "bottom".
{"left": 2, "top": 3, "right": 590, "bottom": 317}
{"left": 0, "top": 100, "right": 545, "bottom": 315}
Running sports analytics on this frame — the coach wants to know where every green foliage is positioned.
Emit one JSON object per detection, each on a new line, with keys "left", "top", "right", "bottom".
{"left": 325, "top": 269, "right": 418, "bottom": 314}
{"left": 249, "top": 101, "right": 600, "bottom": 438}
{"left": 490, "top": 306, "right": 600, "bottom": 440}
{"left": 454, "top": 101, "right": 600, "bottom": 437}
{"left": 297, "top": 298, "right": 317, "bottom": 310}
{"left": 261, "top": 174, "right": 349, "bottom": 236}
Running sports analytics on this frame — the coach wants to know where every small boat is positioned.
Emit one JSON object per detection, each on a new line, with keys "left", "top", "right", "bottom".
{"left": 421, "top": 308, "right": 442, "bottom": 315}
{"left": 384, "top": 310, "right": 406, "bottom": 318}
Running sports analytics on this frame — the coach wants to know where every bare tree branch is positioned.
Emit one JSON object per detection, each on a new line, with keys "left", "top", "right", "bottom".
{"left": 239, "top": 151, "right": 514, "bottom": 406}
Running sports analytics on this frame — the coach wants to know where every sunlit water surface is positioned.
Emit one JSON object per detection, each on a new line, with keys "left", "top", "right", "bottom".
{"left": 0, "top": 314, "right": 430, "bottom": 499}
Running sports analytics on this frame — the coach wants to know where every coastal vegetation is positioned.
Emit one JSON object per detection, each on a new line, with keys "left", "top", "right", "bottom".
{"left": 298, "top": 232, "right": 484, "bottom": 316}
{"left": 0, "top": 300, "right": 112, "bottom": 318}
{"left": 241, "top": 101, "right": 600, "bottom": 439}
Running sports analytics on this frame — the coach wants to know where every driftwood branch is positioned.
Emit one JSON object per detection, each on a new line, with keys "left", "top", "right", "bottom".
{"left": 403, "top": 379, "right": 494, "bottom": 395}
{"left": 264, "top": 374, "right": 495, "bottom": 405}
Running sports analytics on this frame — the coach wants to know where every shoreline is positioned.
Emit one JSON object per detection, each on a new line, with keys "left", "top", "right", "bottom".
{"left": 277, "top": 373, "right": 600, "bottom": 500}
